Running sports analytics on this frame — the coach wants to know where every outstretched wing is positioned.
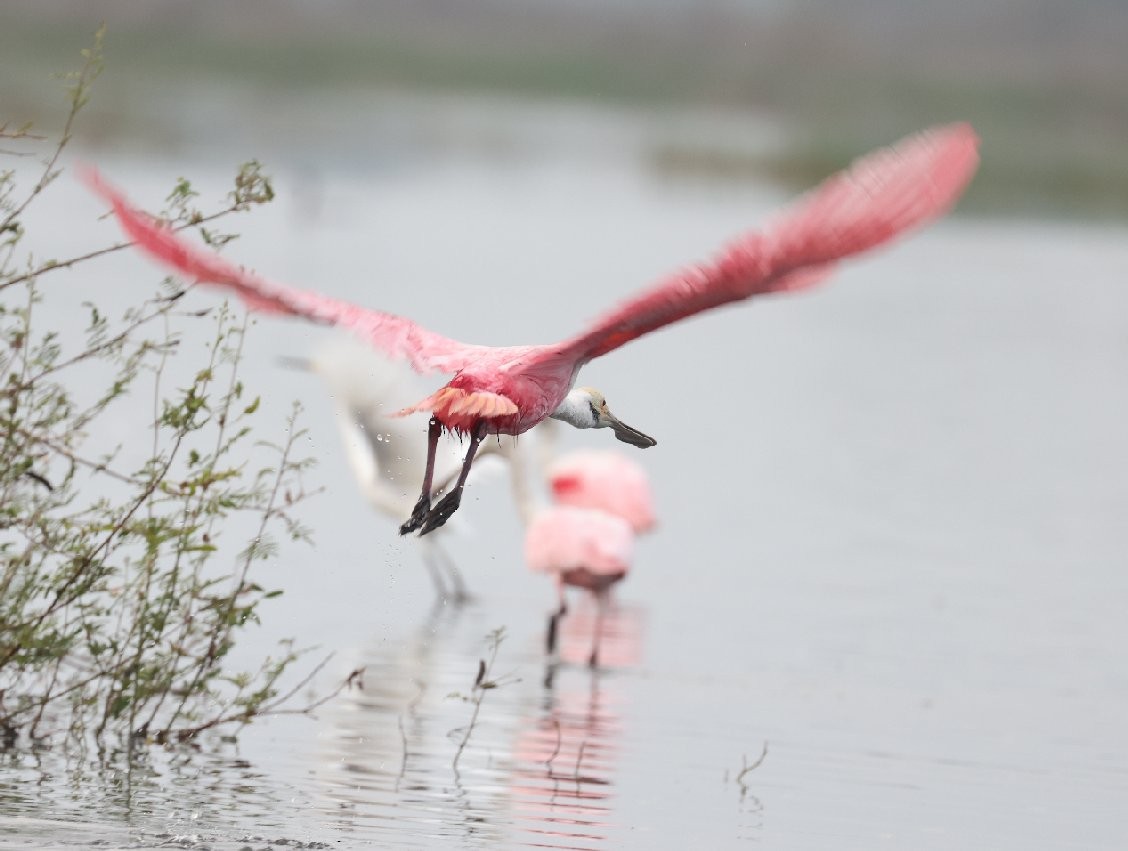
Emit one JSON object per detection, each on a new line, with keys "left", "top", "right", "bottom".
{"left": 551, "top": 123, "right": 979, "bottom": 365}
{"left": 82, "top": 168, "right": 487, "bottom": 375}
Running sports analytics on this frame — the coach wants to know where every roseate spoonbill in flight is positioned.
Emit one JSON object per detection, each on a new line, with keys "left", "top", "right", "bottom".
{"left": 285, "top": 336, "right": 552, "bottom": 602}
{"left": 526, "top": 451, "right": 655, "bottom": 667}
{"left": 82, "top": 122, "right": 979, "bottom": 537}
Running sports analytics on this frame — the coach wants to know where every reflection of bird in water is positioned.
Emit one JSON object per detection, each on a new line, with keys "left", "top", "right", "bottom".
{"left": 525, "top": 452, "right": 654, "bottom": 668}
{"left": 315, "top": 601, "right": 644, "bottom": 846}
{"left": 512, "top": 676, "right": 619, "bottom": 848}
{"left": 508, "top": 611, "right": 642, "bottom": 851}
{"left": 284, "top": 336, "right": 551, "bottom": 602}
{"left": 313, "top": 605, "right": 515, "bottom": 844}
{"left": 85, "top": 124, "right": 979, "bottom": 536}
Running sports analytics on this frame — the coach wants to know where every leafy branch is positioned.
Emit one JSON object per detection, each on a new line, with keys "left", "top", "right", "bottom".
{"left": 0, "top": 26, "right": 334, "bottom": 747}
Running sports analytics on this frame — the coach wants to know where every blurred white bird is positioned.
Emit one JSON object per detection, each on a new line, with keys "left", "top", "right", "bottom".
{"left": 286, "top": 336, "right": 550, "bottom": 603}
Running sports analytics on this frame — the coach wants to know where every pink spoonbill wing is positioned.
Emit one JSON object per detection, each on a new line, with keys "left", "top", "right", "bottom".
{"left": 550, "top": 122, "right": 979, "bottom": 365}
{"left": 79, "top": 168, "right": 488, "bottom": 376}
{"left": 83, "top": 122, "right": 978, "bottom": 424}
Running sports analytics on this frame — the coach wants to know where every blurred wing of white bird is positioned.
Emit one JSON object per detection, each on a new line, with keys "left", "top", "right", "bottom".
{"left": 295, "top": 336, "right": 554, "bottom": 598}
{"left": 305, "top": 336, "right": 467, "bottom": 519}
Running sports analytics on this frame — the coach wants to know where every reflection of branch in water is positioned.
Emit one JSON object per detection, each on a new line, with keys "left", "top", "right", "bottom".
{"left": 735, "top": 741, "right": 769, "bottom": 800}
{"left": 511, "top": 668, "right": 622, "bottom": 847}
{"left": 546, "top": 717, "right": 562, "bottom": 769}
{"left": 574, "top": 739, "right": 587, "bottom": 780}
{"left": 396, "top": 678, "right": 426, "bottom": 792}
{"left": 396, "top": 713, "right": 408, "bottom": 790}
{"left": 8, "top": 733, "right": 286, "bottom": 836}
{"left": 738, "top": 789, "right": 765, "bottom": 839}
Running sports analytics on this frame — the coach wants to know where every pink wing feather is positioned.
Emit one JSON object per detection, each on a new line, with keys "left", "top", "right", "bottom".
{"left": 84, "top": 122, "right": 977, "bottom": 385}
{"left": 553, "top": 123, "right": 979, "bottom": 365}
{"left": 81, "top": 168, "right": 485, "bottom": 375}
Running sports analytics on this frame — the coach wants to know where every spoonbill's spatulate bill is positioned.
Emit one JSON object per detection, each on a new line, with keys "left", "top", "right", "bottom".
{"left": 83, "top": 122, "right": 979, "bottom": 536}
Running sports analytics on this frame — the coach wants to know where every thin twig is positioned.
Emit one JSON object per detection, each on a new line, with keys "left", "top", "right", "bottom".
{"left": 2, "top": 203, "right": 261, "bottom": 295}
{"left": 0, "top": 26, "right": 104, "bottom": 235}
{"left": 452, "top": 629, "right": 509, "bottom": 771}
{"left": 164, "top": 404, "right": 304, "bottom": 732}
{"left": 0, "top": 434, "right": 182, "bottom": 673}
{"left": 735, "top": 741, "right": 769, "bottom": 798}
{"left": 153, "top": 662, "right": 361, "bottom": 742}
{"left": 260, "top": 653, "right": 339, "bottom": 714}
{"left": 545, "top": 717, "right": 562, "bottom": 769}
{"left": 9, "top": 425, "right": 143, "bottom": 487}
{"left": 0, "top": 123, "right": 47, "bottom": 142}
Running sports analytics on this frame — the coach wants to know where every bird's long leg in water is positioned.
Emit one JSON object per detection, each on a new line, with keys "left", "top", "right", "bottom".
{"left": 546, "top": 580, "right": 568, "bottom": 656}
{"left": 418, "top": 421, "right": 488, "bottom": 536}
{"left": 589, "top": 591, "right": 608, "bottom": 668}
{"left": 400, "top": 417, "right": 443, "bottom": 535}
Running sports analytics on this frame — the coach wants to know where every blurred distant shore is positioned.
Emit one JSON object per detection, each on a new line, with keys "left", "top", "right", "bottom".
{"left": 3, "top": 0, "right": 1127, "bottom": 219}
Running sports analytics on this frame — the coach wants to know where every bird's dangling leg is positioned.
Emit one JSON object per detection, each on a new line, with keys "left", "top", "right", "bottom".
{"left": 400, "top": 417, "right": 443, "bottom": 535}
{"left": 418, "top": 421, "right": 487, "bottom": 536}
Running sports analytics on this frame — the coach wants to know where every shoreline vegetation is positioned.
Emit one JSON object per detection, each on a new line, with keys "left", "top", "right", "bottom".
{"left": 1, "top": 29, "right": 355, "bottom": 746}
{"left": 3, "top": 2, "right": 1127, "bottom": 220}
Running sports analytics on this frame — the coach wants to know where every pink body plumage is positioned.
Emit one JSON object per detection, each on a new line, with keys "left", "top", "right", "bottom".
{"left": 548, "top": 450, "right": 655, "bottom": 533}
{"left": 525, "top": 506, "right": 634, "bottom": 589}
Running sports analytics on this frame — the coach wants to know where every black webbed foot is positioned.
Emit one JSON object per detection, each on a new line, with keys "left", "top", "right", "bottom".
{"left": 399, "top": 493, "right": 431, "bottom": 535}
{"left": 418, "top": 490, "right": 462, "bottom": 536}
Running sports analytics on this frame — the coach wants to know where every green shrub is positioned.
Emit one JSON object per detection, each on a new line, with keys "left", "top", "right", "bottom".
{"left": 1, "top": 27, "right": 327, "bottom": 746}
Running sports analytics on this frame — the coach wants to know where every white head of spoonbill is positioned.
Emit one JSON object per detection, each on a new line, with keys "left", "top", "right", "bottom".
{"left": 550, "top": 387, "right": 657, "bottom": 448}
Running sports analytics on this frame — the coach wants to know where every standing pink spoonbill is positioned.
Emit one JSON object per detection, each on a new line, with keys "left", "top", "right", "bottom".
{"left": 527, "top": 450, "right": 655, "bottom": 667}
{"left": 82, "top": 123, "right": 979, "bottom": 536}
{"left": 526, "top": 506, "right": 635, "bottom": 668}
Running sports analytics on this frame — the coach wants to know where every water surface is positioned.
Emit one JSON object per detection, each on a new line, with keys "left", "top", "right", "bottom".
{"left": 3, "top": 96, "right": 1127, "bottom": 849}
